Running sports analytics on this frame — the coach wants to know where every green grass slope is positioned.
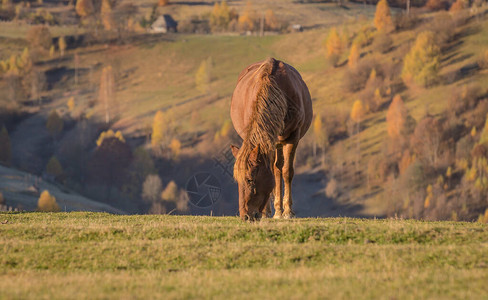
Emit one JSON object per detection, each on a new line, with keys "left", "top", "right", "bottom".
{"left": 1, "top": 212, "right": 488, "bottom": 299}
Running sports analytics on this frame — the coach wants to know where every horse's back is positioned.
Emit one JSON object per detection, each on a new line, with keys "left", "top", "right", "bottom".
{"left": 231, "top": 58, "right": 312, "bottom": 143}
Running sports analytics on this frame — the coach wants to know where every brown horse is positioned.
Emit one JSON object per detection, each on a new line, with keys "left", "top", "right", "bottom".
{"left": 230, "top": 58, "right": 313, "bottom": 221}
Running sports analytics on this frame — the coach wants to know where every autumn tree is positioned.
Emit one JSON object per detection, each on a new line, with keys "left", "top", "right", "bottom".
{"left": 38, "top": 190, "right": 60, "bottom": 212}
{"left": 58, "top": 36, "right": 67, "bottom": 56}
{"left": 412, "top": 117, "right": 442, "bottom": 168}
{"left": 161, "top": 180, "right": 178, "bottom": 202}
{"left": 158, "top": 0, "right": 169, "bottom": 6}
{"left": 89, "top": 137, "right": 132, "bottom": 200}
{"left": 402, "top": 31, "right": 441, "bottom": 87}
{"left": 265, "top": 9, "right": 279, "bottom": 31}
{"left": 46, "top": 156, "right": 63, "bottom": 180}
{"left": 151, "top": 110, "right": 165, "bottom": 152}
{"left": 0, "top": 126, "right": 11, "bottom": 165}
{"left": 101, "top": 0, "right": 113, "bottom": 30}
{"left": 313, "top": 114, "right": 328, "bottom": 158}
{"left": 350, "top": 100, "right": 366, "bottom": 124}
{"left": 195, "top": 59, "right": 211, "bottom": 94}
{"left": 142, "top": 174, "right": 163, "bottom": 203}
{"left": 76, "top": 0, "right": 94, "bottom": 18}
{"left": 99, "top": 65, "right": 115, "bottom": 124}
{"left": 238, "top": 1, "right": 256, "bottom": 32}
{"left": 210, "top": 1, "right": 231, "bottom": 31}
{"left": 96, "top": 129, "right": 125, "bottom": 147}
{"left": 348, "top": 43, "right": 360, "bottom": 70}
{"left": 374, "top": 0, "right": 394, "bottom": 32}
{"left": 449, "top": 0, "right": 465, "bottom": 13}
{"left": 67, "top": 97, "right": 75, "bottom": 112}
{"left": 325, "top": 27, "right": 344, "bottom": 67}
{"left": 169, "top": 138, "right": 181, "bottom": 159}
{"left": 386, "top": 94, "right": 408, "bottom": 139}
{"left": 46, "top": 110, "right": 64, "bottom": 139}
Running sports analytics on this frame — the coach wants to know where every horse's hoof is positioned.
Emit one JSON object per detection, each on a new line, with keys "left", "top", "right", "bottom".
{"left": 273, "top": 213, "right": 282, "bottom": 219}
{"left": 282, "top": 211, "right": 295, "bottom": 219}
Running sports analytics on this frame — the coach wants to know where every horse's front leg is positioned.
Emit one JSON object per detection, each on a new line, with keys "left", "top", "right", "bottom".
{"left": 282, "top": 143, "right": 298, "bottom": 219}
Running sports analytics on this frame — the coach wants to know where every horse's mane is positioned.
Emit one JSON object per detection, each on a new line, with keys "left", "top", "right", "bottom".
{"left": 234, "top": 58, "right": 288, "bottom": 183}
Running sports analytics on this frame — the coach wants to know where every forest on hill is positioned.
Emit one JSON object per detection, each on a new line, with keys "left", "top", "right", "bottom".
{"left": 0, "top": 0, "right": 487, "bottom": 222}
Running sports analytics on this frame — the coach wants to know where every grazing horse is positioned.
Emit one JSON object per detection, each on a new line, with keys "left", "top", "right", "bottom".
{"left": 230, "top": 58, "right": 313, "bottom": 221}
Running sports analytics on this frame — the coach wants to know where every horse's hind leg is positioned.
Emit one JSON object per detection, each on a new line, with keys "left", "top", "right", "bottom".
{"left": 283, "top": 143, "right": 298, "bottom": 219}
{"left": 273, "top": 144, "right": 284, "bottom": 219}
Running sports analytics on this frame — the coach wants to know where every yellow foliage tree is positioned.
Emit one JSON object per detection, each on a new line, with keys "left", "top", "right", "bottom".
{"left": 325, "top": 27, "right": 344, "bottom": 67}
{"left": 75, "top": 0, "right": 94, "bottom": 18}
{"left": 46, "top": 110, "right": 64, "bottom": 138}
{"left": 58, "top": 36, "right": 67, "bottom": 56}
{"left": 238, "top": 1, "right": 256, "bottom": 32}
{"left": 38, "top": 190, "right": 60, "bottom": 212}
{"left": 151, "top": 110, "right": 165, "bottom": 150}
{"left": 350, "top": 100, "right": 365, "bottom": 123}
{"left": 210, "top": 1, "right": 231, "bottom": 31}
{"left": 348, "top": 43, "right": 360, "bottom": 69}
{"left": 169, "top": 138, "right": 181, "bottom": 159}
{"left": 402, "top": 31, "right": 441, "bottom": 87}
{"left": 46, "top": 156, "right": 63, "bottom": 179}
{"left": 161, "top": 180, "right": 179, "bottom": 202}
{"left": 313, "top": 114, "right": 328, "bottom": 157}
{"left": 386, "top": 94, "right": 408, "bottom": 138}
{"left": 265, "top": 9, "right": 279, "bottom": 31}
{"left": 449, "top": 0, "right": 465, "bottom": 12}
{"left": 67, "top": 97, "right": 75, "bottom": 112}
{"left": 101, "top": 0, "right": 113, "bottom": 30}
{"left": 195, "top": 60, "right": 210, "bottom": 94}
{"left": 374, "top": 0, "right": 393, "bottom": 32}
{"left": 96, "top": 129, "right": 125, "bottom": 147}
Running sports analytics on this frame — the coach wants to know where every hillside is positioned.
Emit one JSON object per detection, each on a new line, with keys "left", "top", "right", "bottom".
{"left": 0, "top": 165, "right": 124, "bottom": 213}
{"left": 1, "top": 212, "right": 487, "bottom": 299}
{"left": 0, "top": 0, "right": 487, "bottom": 219}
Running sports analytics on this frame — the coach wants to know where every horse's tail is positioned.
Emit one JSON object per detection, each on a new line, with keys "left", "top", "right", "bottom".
{"left": 234, "top": 58, "right": 288, "bottom": 182}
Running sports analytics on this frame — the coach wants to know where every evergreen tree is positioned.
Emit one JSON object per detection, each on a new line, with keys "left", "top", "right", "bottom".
{"left": 46, "top": 156, "right": 63, "bottom": 179}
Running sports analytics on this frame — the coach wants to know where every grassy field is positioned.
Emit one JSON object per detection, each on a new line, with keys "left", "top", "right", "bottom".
{"left": 1, "top": 212, "right": 488, "bottom": 299}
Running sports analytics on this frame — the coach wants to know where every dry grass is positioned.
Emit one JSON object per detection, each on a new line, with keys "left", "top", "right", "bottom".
{"left": 0, "top": 212, "right": 487, "bottom": 299}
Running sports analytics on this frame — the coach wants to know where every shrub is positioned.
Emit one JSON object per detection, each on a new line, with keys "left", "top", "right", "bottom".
{"left": 402, "top": 31, "right": 441, "bottom": 87}
{"left": 38, "top": 190, "right": 60, "bottom": 212}
{"left": 394, "top": 12, "right": 419, "bottom": 31}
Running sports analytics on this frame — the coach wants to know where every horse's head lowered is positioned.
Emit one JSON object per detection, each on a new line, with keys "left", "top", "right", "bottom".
{"left": 231, "top": 144, "right": 274, "bottom": 221}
